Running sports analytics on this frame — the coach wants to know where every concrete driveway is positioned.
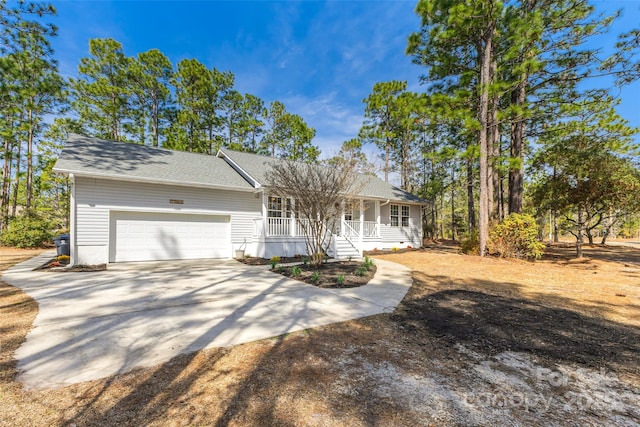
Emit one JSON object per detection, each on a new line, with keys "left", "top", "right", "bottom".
{"left": 3, "top": 253, "right": 412, "bottom": 390}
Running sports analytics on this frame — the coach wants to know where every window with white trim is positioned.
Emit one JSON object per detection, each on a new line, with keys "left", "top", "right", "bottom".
{"left": 390, "top": 204, "right": 399, "bottom": 227}
{"left": 401, "top": 205, "right": 410, "bottom": 227}
{"left": 390, "top": 204, "right": 410, "bottom": 227}
{"left": 268, "top": 196, "right": 292, "bottom": 218}
{"left": 344, "top": 208, "right": 354, "bottom": 221}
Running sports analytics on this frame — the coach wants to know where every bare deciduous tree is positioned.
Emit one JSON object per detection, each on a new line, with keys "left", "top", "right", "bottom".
{"left": 266, "top": 160, "right": 360, "bottom": 267}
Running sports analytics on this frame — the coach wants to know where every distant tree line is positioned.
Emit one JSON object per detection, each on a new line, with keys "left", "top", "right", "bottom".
{"left": 69, "top": 38, "right": 319, "bottom": 161}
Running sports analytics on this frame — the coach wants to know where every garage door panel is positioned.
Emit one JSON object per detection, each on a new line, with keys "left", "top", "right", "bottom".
{"left": 110, "top": 211, "right": 230, "bottom": 262}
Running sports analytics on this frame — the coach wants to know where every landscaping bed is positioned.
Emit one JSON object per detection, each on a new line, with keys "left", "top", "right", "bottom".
{"left": 236, "top": 255, "right": 307, "bottom": 266}
{"left": 270, "top": 259, "right": 376, "bottom": 288}
{"left": 34, "top": 255, "right": 106, "bottom": 272}
{"left": 237, "top": 254, "right": 377, "bottom": 288}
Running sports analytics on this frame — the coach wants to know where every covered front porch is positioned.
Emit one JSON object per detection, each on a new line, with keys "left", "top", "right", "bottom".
{"left": 264, "top": 199, "right": 381, "bottom": 241}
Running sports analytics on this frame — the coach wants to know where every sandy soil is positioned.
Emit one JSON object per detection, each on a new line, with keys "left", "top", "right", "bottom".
{"left": 0, "top": 244, "right": 638, "bottom": 426}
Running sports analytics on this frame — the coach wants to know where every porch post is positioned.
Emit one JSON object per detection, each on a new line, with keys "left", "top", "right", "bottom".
{"left": 262, "top": 192, "right": 268, "bottom": 237}
{"left": 376, "top": 200, "right": 381, "bottom": 238}
{"left": 340, "top": 202, "right": 344, "bottom": 237}
{"left": 290, "top": 198, "right": 295, "bottom": 237}
{"left": 359, "top": 199, "right": 364, "bottom": 252}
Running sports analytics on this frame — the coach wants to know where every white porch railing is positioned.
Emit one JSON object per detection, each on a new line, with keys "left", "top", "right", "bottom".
{"left": 267, "top": 217, "right": 291, "bottom": 236}
{"left": 266, "top": 218, "right": 314, "bottom": 237}
{"left": 343, "top": 220, "right": 360, "bottom": 239}
{"left": 266, "top": 217, "right": 380, "bottom": 238}
{"left": 363, "top": 221, "right": 379, "bottom": 238}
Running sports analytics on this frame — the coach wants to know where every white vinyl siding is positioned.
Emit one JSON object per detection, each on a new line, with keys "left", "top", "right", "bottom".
{"left": 379, "top": 203, "right": 421, "bottom": 245}
{"left": 74, "top": 177, "right": 260, "bottom": 262}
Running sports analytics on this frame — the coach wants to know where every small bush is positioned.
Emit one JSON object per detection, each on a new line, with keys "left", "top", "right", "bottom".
{"left": 270, "top": 256, "right": 281, "bottom": 269}
{"left": 355, "top": 266, "right": 367, "bottom": 277}
{"left": 336, "top": 274, "right": 345, "bottom": 286}
{"left": 488, "top": 213, "right": 545, "bottom": 260}
{"left": 460, "top": 230, "right": 479, "bottom": 255}
{"left": 363, "top": 256, "right": 375, "bottom": 271}
{"left": 391, "top": 247, "right": 399, "bottom": 252}
{"left": 1, "top": 212, "right": 55, "bottom": 248}
{"left": 291, "top": 265, "right": 302, "bottom": 277}
{"left": 311, "top": 271, "right": 320, "bottom": 283}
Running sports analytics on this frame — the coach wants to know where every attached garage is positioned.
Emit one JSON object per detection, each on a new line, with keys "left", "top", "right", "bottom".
{"left": 109, "top": 211, "right": 231, "bottom": 262}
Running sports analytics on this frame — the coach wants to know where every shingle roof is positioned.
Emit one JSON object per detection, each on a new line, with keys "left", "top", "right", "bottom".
{"left": 218, "top": 148, "right": 425, "bottom": 204}
{"left": 53, "top": 135, "right": 255, "bottom": 191}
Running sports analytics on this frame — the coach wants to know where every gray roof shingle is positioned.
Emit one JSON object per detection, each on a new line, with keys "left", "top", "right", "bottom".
{"left": 218, "top": 148, "right": 425, "bottom": 204}
{"left": 53, "top": 135, "right": 255, "bottom": 191}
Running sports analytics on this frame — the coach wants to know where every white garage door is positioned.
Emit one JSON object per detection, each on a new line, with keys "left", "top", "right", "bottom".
{"left": 110, "top": 211, "right": 231, "bottom": 262}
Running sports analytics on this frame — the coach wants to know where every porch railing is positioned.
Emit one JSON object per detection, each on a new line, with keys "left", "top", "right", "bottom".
{"left": 266, "top": 217, "right": 380, "bottom": 238}
{"left": 267, "top": 217, "right": 291, "bottom": 236}
{"left": 363, "top": 221, "right": 379, "bottom": 238}
{"left": 343, "top": 220, "right": 360, "bottom": 239}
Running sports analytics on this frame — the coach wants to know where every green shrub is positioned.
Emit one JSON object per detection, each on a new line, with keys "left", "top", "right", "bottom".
{"left": 355, "top": 266, "right": 367, "bottom": 276}
{"left": 270, "top": 256, "right": 281, "bottom": 269}
{"left": 311, "top": 271, "right": 320, "bottom": 284}
{"left": 460, "top": 230, "right": 479, "bottom": 255}
{"left": 1, "top": 213, "right": 54, "bottom": 248}
{"left": 336, "top": 274, "right": 345, "bottom": 286}
{"left": 488, "top": 213, "right": 545, "bottom": 260}
{"left": 363, "top": 256, "right": 375, "bottom": 271}
{"left": 291, "top": 265, "right": 302, "bottom": 277}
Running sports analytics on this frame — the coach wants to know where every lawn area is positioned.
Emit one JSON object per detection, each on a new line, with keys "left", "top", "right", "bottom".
{"left": 0, "top": 243, "right": 638, "bottom": 426}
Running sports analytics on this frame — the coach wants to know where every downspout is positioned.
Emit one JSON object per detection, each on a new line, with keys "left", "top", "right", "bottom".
{"left": 69, "top": 173, "right": 77, "bottom": 266}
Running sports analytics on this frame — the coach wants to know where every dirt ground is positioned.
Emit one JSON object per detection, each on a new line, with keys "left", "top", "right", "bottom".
{"left": 0, "top": 243, "right": 638, "bottom": 426}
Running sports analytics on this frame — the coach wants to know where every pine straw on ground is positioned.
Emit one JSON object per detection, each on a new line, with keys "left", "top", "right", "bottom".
{"left": 1, "top": 243, "right": 639, "bottom": 426}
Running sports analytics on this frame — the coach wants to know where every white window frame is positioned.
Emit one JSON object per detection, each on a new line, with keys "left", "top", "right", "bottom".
{"left": 401, "top": 205, "right": 410, "bottom": 227}
{"left": 268, "top": 196, "right": 292, "bottom": 218}
{"left": 391, "top": 204, "right": 410, "bottom": 227}
{"left": 390, "top": 204, "right": 399, "bottom": 227}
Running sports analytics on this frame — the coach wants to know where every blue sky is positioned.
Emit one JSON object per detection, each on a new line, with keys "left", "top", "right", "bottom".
{"left": 50, "top": 0, "right": 640, "bottom": 158}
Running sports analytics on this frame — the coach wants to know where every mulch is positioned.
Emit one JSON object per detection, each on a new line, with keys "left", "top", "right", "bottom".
{"left": 270, "top": 260, "right": 376, "bottom": 288}
{"left": 34, "top": 257, "right": 106, "bottom": 272}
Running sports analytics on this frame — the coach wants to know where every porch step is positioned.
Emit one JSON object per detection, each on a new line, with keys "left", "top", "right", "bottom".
{"left": 330, "top": 236, "right": 361, "bottom": 259}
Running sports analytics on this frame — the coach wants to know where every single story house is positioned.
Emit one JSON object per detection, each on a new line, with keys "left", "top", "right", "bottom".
{"left": 53, "top": 135, "right": 425, "bottom": 265}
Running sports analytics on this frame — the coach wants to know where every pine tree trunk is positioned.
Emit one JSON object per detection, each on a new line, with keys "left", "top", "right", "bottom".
{"left": 384, "top": 139, "right": 390, "bottom": 183}
{"left": 11, "top": 141, "right": 21, "bottom": 217}
{"left": 1, "top": 131, "right": 12, "bottom": 230}
{"left": 466, "top": 155, "right": 476, "bottom": 232}
{"left": 152, "top": 97, "right": 159, "bottom": 147}
{"left": 451, "top": 166, "right": 456, "bottom": 241}
{"left": 26, "top": 107, "right": 34, "bottom": 210}
{"left": 508, "top": 76, "right": 527, "bottom": 214}
{"left": 478, "top": 30, "right": 494, "bottom": 257}
{"left": 488, "top": 55, "right": 500, "bottom": 221}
